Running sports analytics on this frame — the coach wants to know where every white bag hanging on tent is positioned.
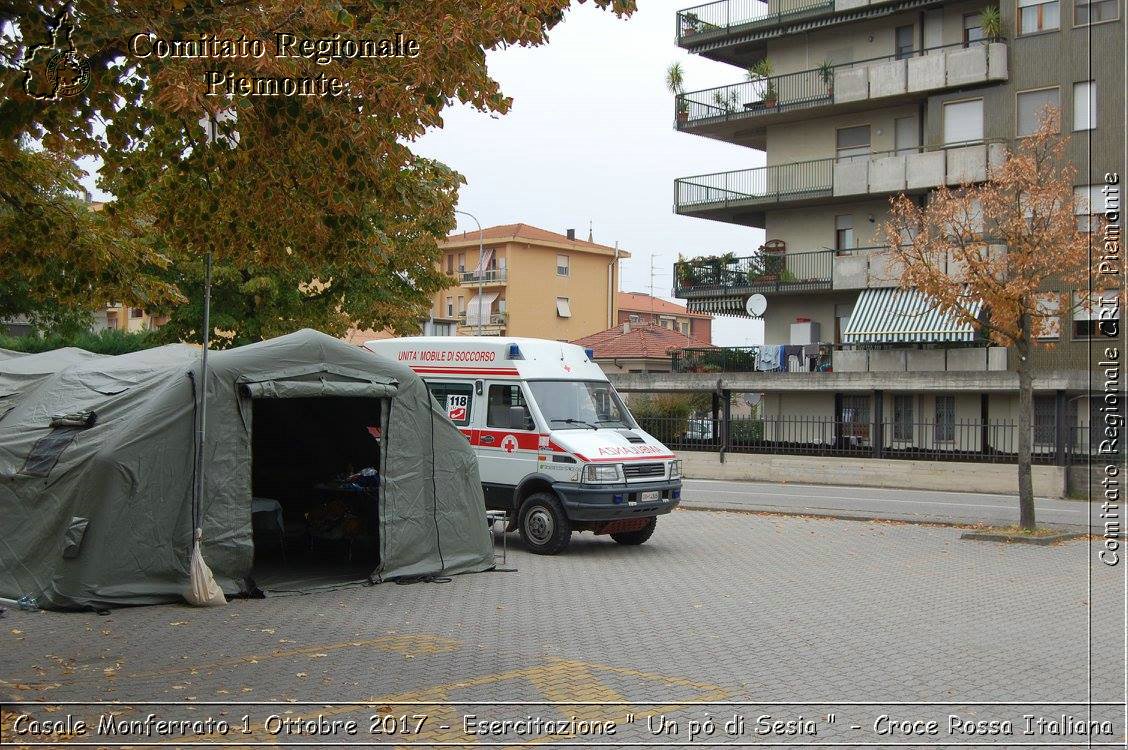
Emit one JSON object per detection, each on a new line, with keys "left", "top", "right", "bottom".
{"left": 186, "top": 529, "right": 226, "bottom": 607}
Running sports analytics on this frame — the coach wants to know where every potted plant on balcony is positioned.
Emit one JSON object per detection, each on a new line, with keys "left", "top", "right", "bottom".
{"left": 818, "top": 59, "right": 835, "bottom": 97}
{"left": 667, "top": 62, "right": 689, "bottom": 124}
{"left": 746, "top": 59, "right": 776, "bottom": 107}
{"left": 980, "top": 6, "right": 1002, "bottom": 42}
{"left": 681, "top": 12, "right": 702, "bottom": 37}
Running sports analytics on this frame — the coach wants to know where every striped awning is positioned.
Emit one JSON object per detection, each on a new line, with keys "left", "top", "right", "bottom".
{"left": 842, "top": 288, "right": 984, "bottom": 344}
{"left": 686, "top": 297, "right": 746, "bottom": 315}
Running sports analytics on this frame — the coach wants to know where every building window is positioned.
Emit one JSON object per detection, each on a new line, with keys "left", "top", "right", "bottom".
{"left": 556, "top": 297, "right": 572, "bottom": 318}
{"left": 1073, "top": 81, "right": 1096, "bottom": 131}
{"left": 457, "top": 252, "right": 466, "bottom": 272}
{"left": 556, "top": 254, "right": 570, "bottom": 277}
{"left": 1073, "top": 291, "right": 1120, "bottom": 339}
{"left": 1075, "top": 0, "right": 1118, "bottom": 24}
{"left": 445, "top": 254, "right": 454, "bottom": 274}
{"left": 628, "top": 313, "right": 641, "bottom": 323}
{"left": 840, "top": 395, "right": 872, "bottom": 442}
{"left": 893, "top": 395, "right": 914, "bottom": 441}
{"left": 1074, "top": 185, "right": 1102, "bottom": 231}
{"left": 894, "top": 116, "right": 918, "bottom": 155}
{"left": 835, "top": 125, "right": 871, "bottom": 160}
{"left": 428, "top": 382, "right": 473, "bottom": 426}
{"left": 895, "top": 25, "right": 915, "bottom": 59}
{"left": 963, "top": 12, "right": 984, "bottom": 45}
{"left": 457, "top": 295, "right": 465, "bottom": 315}
{"left": 934, "top": 395, "right": 955, "bottom": 442}
{"left": 129, "top": 308, "right": 144, "bottom": 319}
{"left": 1018, "top": 0, "right": 1060, "bottom": 33}
{"left": 834, "top": 215, "right": 855, "bottom": 253}
{"left": 1017, "top": 87, "right": 1060, "bottom": 137}
{"left": 1034, "top": 293, "right": 1062, "bottom": 339}
{"left": 943, "top": 99, "right": 984, "bottom": 145}
{"left": 445, "top": 296, "right": 454, "bottom": 317}
{"left": 680, "top": 320, "right": 690, "bottom": 335}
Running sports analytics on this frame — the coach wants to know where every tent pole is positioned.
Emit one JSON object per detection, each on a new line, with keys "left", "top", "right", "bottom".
{"left": 192, "top": 250, "right": 212, "bottom": 531}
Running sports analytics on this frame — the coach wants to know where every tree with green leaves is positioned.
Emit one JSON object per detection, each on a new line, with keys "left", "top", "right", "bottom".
{"left": 1, "top": 0, "right": 635, "bottom": 343}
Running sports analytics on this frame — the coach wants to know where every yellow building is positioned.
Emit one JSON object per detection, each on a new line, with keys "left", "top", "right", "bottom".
{"left": 431, "top": 224, "right": 630, "bottom": 341}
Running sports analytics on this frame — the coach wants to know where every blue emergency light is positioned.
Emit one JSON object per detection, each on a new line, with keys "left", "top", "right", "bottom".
{"left": 507, "top": 343, "right": 524, "bottom": 360}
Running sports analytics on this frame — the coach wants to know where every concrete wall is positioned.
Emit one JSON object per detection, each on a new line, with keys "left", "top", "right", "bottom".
{"left": 765, "top": 104, "right": 918, "bottom": 164}
{"left": 679, "top": 450, "right": 1067, "bottom": 498}
{"left": 764, "top": 199, "right": 892, "bottom": 251}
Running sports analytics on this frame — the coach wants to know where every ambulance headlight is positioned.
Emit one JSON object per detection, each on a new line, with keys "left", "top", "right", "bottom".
{"left": 669, "top": 459, "right": 682, "bottom": 479}
{"left": 582, "top": 464, "right": 624, "bottom": 483}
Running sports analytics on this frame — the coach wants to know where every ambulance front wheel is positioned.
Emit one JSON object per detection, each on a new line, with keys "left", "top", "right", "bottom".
{"left": 518, "top": 493, "right": 572, "bottom": 555}
{"left": 611, "top": 517, "right": 658, "bottom": 546}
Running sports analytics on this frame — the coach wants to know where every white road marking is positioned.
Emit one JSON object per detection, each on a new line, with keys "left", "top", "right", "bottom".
{"left": 682, "top": 488, "right": 1086, "bottom": 514}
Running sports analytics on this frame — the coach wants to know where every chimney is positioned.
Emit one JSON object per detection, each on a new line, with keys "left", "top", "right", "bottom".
{"left": 622, "top": 321, "right": 630, "bottom": 334}
{"left": 566, "top": 228, "right": 575, "bottom": 240}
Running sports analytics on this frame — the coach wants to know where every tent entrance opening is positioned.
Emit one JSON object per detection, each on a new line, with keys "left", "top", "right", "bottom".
{"left": 249, "top": 396, "right": 383, "bottom": 589}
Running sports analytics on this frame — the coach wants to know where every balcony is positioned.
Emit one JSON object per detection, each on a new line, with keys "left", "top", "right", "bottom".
{"left": 677, "top": 42, "right": 1008, "bottom": 148}
{"left": 459, "top": 268, "right": 508, "bottom": 286}
{"left": 674, "top": 249, "right": 834, "bottom": 299}
{"left": 457, "top": 312, "right": 507, "bottom": 336}
{"left": 677, "top": 0, "right": 935, "bottom": 65}
{"left": 674, "top": 141, "right": 1007, "bottom": 227}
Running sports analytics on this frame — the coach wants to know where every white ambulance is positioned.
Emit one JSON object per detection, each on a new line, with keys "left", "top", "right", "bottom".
{"left": 363, "top": 337, "right": 682, "bottom": 554}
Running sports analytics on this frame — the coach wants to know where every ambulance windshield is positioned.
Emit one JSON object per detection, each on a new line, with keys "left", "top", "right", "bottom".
{"left": 528, "top": 380, "right": 635, "bottom": 430}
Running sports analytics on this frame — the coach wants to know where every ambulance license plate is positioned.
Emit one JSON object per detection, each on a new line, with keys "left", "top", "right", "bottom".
{"left": 640, "top": 491, "right": 661, "bottom": 502}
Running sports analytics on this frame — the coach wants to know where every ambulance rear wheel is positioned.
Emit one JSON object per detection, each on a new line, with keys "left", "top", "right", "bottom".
{"left": 611, "top": 517, "right": 657, "bottom": 545}
{"left": 518, "top": 493, "right": 571, "bottom": 555}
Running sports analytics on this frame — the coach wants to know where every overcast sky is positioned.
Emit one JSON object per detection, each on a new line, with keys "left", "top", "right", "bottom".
{"left": 414, "top": 0, "right": 765, "bottom": 346}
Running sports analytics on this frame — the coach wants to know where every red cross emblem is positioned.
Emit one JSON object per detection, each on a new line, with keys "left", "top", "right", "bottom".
{"left": 501, "top": 435, "right": 519, "bottom": 454}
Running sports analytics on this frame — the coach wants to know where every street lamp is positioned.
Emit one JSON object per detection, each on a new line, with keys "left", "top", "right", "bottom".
{"left": 454, "top": 209, "right": 484, "bottom": 336}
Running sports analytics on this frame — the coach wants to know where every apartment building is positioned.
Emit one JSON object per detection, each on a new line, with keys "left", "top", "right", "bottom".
{"left": 617, "top": 291, "right": 713, "bottom": 345}
{"left": 430, "top": 223, "right": 629, "bottom": 341}
{"left": 670, "top": 0, "right": 1122, "bottom": 451}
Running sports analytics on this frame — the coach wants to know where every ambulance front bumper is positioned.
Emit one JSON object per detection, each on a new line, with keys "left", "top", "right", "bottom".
{"left": 554, "top": 480, "right": 682, "bottom": 522}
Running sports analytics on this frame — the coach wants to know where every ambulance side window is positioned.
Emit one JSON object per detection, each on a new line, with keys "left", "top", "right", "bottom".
{"left": 486, "top": 384, "right": 534, "bottom": 431}
{"left": 429, "top": 382, "right": 473, "bottom": 427}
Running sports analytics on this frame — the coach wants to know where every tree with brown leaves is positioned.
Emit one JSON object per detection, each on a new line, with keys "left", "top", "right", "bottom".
{"left": 880, "top": 108, "right": 1115, "bottom": 530}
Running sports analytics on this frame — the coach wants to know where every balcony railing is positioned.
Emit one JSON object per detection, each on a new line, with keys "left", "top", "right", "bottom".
{"left": 676, "top": 41, "right": 1005, "bottom": 128}
{"left": 674, "top": 249, "right": 834, "bottom": 296}
{"left": 675, "top": 141, "right": 1007, "bottom": 213}
{"left": 676, "top": 0, "right": 834, "bottom": 44}
{"left": 459, "top": 268, "right": 508, "bottom": 284}
{"left": 457, "top": 312, "right": 507, "bottom": 326}
{"left": 676, "top": 157, "right": 833, "bottom": 210}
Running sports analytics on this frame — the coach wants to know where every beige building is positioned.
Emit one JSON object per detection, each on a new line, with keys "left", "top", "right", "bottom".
{"left": 430, "top": 224, "right": 629, "bottom": 341}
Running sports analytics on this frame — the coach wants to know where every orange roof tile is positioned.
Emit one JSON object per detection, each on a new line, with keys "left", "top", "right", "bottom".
{"left": 617, "top": 291, "right": 712, "bottom": 319}
{"left": 572, "top": 323, "right": 712, "bottom": 361}
{"left": 441, "top": 223, "right": 630, "bottom": 257}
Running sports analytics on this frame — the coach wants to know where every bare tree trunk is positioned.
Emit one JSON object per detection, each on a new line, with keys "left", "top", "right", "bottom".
{"left": 1016, "top": 319, "right": 1036, "bottom": 530}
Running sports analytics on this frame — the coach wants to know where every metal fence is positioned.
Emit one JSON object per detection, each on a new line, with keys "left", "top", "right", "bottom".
{"left": 675, "top": 158, "right": 833, "bottom": 209}
{"left": 674, "top": 249, "right": 833, "bottom": 296}
{"left": 636, "top": 415, "right": 1105, "bottom": 465}
{"left": 672, "top": 347, "right": 760, "bottom": 373}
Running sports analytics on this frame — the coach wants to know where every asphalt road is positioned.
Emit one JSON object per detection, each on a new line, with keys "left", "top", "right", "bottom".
{"left": 680, "top": 477, "right": 1103, "bottom": 530}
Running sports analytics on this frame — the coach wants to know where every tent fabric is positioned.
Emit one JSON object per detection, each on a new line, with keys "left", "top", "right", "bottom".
{"left": 842, "top": 287, "right": 984, "bottom": 344}
{"left": 0, "top": 329, "right": 493, "bottom": 610}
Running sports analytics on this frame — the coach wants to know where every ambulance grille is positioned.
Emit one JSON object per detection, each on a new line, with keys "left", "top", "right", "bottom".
{"left": 622, "top": 463, "right": 665, "bottom": 479}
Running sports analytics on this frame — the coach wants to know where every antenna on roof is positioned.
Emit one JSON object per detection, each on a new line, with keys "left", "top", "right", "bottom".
{"left": 587, "top": 221, "right": 593, "bottom": 243}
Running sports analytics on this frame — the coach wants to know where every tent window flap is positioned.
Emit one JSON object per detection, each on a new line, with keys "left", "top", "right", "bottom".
{"left": 842, "top": 288, "right": 983, "bottom": 344}
{"left": 241, "top": 380, "right": 397, "bottom": 399}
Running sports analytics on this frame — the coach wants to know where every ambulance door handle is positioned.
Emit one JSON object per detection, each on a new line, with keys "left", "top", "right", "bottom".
{"left": 480, "top": 435, "right": 495, "bottom": 444}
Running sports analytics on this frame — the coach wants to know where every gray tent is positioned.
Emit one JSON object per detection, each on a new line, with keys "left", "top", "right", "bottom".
{"left": 0, "top": 329, "right": 493, "bottom": 610}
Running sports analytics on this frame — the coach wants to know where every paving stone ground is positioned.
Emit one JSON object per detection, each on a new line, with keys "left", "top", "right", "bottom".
{"left": 1, "top": 509, "right": 1124, "bottom": 748}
